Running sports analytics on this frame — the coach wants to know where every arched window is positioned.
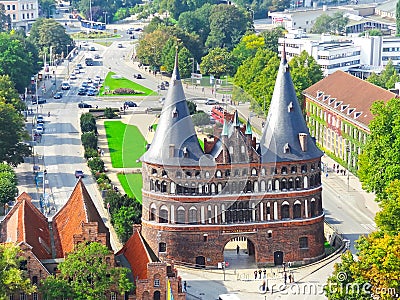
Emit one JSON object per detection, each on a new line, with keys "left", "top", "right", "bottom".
{"left": 241, "top": 145, "right": 245, "bottom": 153}
{"left": 207, "top": 205, "right": 212, "bottom": 223}
{"left": 189, "top": 206, "right": 198, "bottom": 224}
{"left": 281, "top": 202, "right": 290, "bottom": 219}
{"left": 150, "top": 180, "right": 155, "bottom": 191}
{"left": 162, "top": 170, "right": 168, "bottom": 177}
{"left": 205, "top": 171, "right": 210, "bottom": 179}
{"left": 304, "top": 176, "right": 309, "bottom": 189}
{"left": 261, "top": 168, "right": 266, "bottom": 175}
{"left": 216, "top": 170, "right": 222, "bottom": 178}
{"left": 151, "top": 168, "right": 157, "bottom": 175}
{"left": 170, "top": 182, "right": 176, "bottom": 194}
{"left": 251, "top": 168, "right": 257, "bottom": 176}
{"left": 218, "top": 183, "right": 223, "bottom": 193}
{"left": 288, "top": 178, "right": 294, "bottom": 190}
{"left": 176, "top": 206, "right": 185, "bottom": 224}
{"left": 281, "top": 178, "right": 287, "bottom": 190}
{"left": 275, "top": 179, "right": 280, "bottom": 191}
{"left": 150, "top": 203, "right": 156, "bottom": 221}
{"left": 159, "top": 205, "right": 168, "bottom": 223}
{"left": 267, "top": 180, "right": 272, "bottom": 191}
{"left": 310, "top": 198, "right": 316, "bottom": 217}
{"left": 211, "top": 183, "right": 216, "bottom": 194}
{"left": 185, "top": 171, "right": 192, "bottom": 178}
{"left": 161, "top": 181, "right": 167, "bottom": 193}
{"left": 198, "top": 184, "right": 203, "bottom": 194}
{"left": 260, "top": 180, "right": 266, "bottom": 192}
{"left": 281, "top": 166, "right": 287, "bottom": 174}
{"left": 295, "top": 177, "right": 301, "bottom": 189}
{"left": 301, "top": 164, "right": 307, "bottom": 173}
{"left": 291, "top": 166, "right": 297, "bottom": 174}
{"left": 254, "top": 181, "right": 259, "bottom": 192}
{"left": 176, "top": 171, "right": 182, "bottom": 178}
{"left": 293, "top": 200, "right": 301, "bottom": 219}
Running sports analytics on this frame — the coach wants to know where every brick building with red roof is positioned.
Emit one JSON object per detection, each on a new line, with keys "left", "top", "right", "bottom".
{"left": 0, "top": 180, "right": 185, "bottom": 300}
{"left": 303, "top": 70, "right": 397, "bottom": 172}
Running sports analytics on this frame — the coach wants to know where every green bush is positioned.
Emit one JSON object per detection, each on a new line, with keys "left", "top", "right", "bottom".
{"left": 113, "top": 88, "right": 136, "bottom": 95}
{"left": 80, "top": 113, "right": 96, "bottom": 133}
{"left": 87, "top": 157, "right": 105, "bottom": 173}
{"left": 104, "top": 107, "right": 118, "bottom": 119}
{"left": 84, "top": 148, "right": 99, "bottom": 159}
{"left": 81, "top": 132, "right": 98, "bottom": 150}
{"left": 192, "top": 112, "right": 211, "bottom": 126}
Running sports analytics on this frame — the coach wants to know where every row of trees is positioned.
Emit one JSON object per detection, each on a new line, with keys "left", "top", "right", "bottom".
{"left": 80, "top": 113, "right": 142, "bottom": 243}
{"left": 326, "top": 97, "right": 400, "bottom": 299}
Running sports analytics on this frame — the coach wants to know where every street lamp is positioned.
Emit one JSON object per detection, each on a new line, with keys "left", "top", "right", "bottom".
{"left": 66, "top": 44, "right": 70, "bottom": 76}
{"left": 103, "top": 11, "right": 107, "bottom": 24}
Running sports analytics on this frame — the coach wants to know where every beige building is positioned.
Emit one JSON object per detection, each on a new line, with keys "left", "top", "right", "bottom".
{"left": 0, "top": 0, "right": 38, "bottom": 31}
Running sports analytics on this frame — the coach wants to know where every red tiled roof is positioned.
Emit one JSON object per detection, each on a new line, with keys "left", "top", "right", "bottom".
{"left": 0, "top": 192, "right": 52, "bottom": 259}
{"left": 117, "top": 227, "right": 157, "bottom": 280}
{"left": 303, "top": 71, "right": 397, "bottom": 127}
{"left": 52, "top": 179, "right": 110, "bottom": 258}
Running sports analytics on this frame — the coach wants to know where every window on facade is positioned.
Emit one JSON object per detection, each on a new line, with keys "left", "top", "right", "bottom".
{"left": 19, "top": 293, "right": 26, "bottom": 300}
{"left": 216, "top": 170, "right": 222, "bottom": 178}
{"left": 32, "top": 276, "right": 38, "bottom": 285}
{"left": 159, "top": 207, "right": 168, "bottom": 223}
{"left": 154, "top": 279, "right": 160, "bottom": 287}
{"left": 19, "top": 260, "right": 27, "bottom": 270}
{"left": 205, "top": 171, "right": 210, "bottom": 178}
{"left": 176, "top": 207, "right": 185, "bottom": 224}
{"left": 111, "top": 292, "right": 117, "bottom": 300}
{"left": 159, "top": 242, "right": 166, "bottom": 253}
{"left": 267, "top": 230, "right": 272, "bottom": 238}
{"left": 299, "top": 237, "right": 309, "bottom": 249}
{"left": 12, "top": 5, "right": 15, "bottom": 10}
{"left": 293, "top": 203, "right": 301, "bottom": 219}
{"left": 32, "top": 293, "right": 38, "bottom": 300}
{"left": 281, "top": 204, "right": 290, "bottom": 219}
{"left": 225, "top": 170, "right": 231, "bottom": 177}
{"left": 188, "top": 207, "right": 197, "bottom": 224}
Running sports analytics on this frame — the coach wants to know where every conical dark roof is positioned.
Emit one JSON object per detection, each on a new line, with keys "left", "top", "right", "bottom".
{"left": 259, "top": 48, "right": 323, "bottom": 163}
{"left": 141, "top": 52, "right": 205, "bottom": 166}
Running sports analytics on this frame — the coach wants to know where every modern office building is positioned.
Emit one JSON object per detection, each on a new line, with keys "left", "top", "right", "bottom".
{"left": 0, "top": 0, "right": 39, "bottom": 31}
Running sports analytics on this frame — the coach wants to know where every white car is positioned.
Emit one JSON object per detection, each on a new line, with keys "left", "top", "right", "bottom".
{"left": 36, "top": 124, "right": 44, "bottom": 134}
{"left": 70, "top": 73, "right": 77, "bottom": 80}
{"left": 61, "top": 81, "right": 70, "bottom": 90}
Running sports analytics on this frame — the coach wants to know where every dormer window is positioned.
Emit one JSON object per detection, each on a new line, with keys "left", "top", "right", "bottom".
{"left": 172, "top": 108, "right": 178, "bottom": 118}
{"left": 183, "top": 147, "right": 188, "bottom": 158}
{"left": 288, "top": 102, "right": 293, "bottom": 112}
{"left": 347, "top": 108, "right": 355, "bottom": 115}
{"left": 323, "top": 95, "right": 330, "bottom": 101}
{"left": 341, "top": 104, "right": 349, "bottom": 112}
{"left": 283, "top": 143, "right": 290, "bottom": 153}
{"left": 328, "top": 98, "right": 336, "bottom": 105}
{"left": 334, "top": 101, "right": 342, "bottom": 108}
{"left": 354, "top": 112, "right": 362, "bottom": 119}
{"left": 317, "top": 91, "right": 324, "bottom": 98}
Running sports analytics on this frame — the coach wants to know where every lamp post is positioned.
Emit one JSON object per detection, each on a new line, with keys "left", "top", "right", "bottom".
{"left": 66, "top": 44, "right": 70, "bottom": 76}
{"left": 103, "top": 11, "right": 107, "bottom": 24}
{"left": 346, "top": 144, "right": 350, "bottom": 192}
{"left": 189, "top": 57, "right": 195, "bottom": 86}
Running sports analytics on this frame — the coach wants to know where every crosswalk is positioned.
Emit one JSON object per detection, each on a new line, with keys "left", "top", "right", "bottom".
{"left": 360, "top": 223, "right": 377, "bottom": 232}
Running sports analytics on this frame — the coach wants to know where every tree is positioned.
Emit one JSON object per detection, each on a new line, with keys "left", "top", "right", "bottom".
{"left": 112, "top": 206, "right": 140, "bottom": 243}
{"left": 358, "top": 97, "right": 400, "bottom": 199}
{"left": 325, "top": 251, "right": 371, "bottom": 300}
{"left": 0, "top": 75, "right": 26, "bottom": 112}
{"left": 359, "top": 29, "right": 383, "bottom": 36}
{"left": 28, "top": 18, "right": 73, "bottom": 59}
{"left": 0, "top": 102, "right": 31, "bottom": 166}
{"left": 397, "top": 0, "right": 400, "bottom": 36}
{"left": 0, "top": 244, "right": 36, "bottom": 298}
{"left": 39, "top": 0, "right": 57, "bottom": 18}
{"left": 261, "top": 26, "right": 285, "bottom": 53}
{"left": 192, "top": 112, "right": 211, "bottom": 126}
{"left": 87, "top": 157, "right": 105, "bottom": 173}
{"left": 375, "top": 180, "right": 400, "bottom": 235}
{"left": 289, "top": 51, "right": 323, "bottom": 107}
{"left": 311, "top": 12, "right": 349, "bottom": 34}
{"left": 81, "top": 132, "right": 98, "bottom": 150}
{"left": 0, "top": 165, "right": 18, "bottom": 206}
{"left": 231, "top": 33, "right": 265, "bottom": 73}
{"left": 200, "top": 47, "right": 233, "bottom": 78}
{"left": 80, "top": 113, "right": 96, "bottom": 133}
{"left": 206, "top": 4, "right": 252, "bottom": 50}
{"left": 366, "top": 61, "right": 399, "bottom": 90}
{"left": 40, "top": 242, "right": 133, "bottom": 299}
{"left": 0, "top": 4, "right": 11, "bottom": 31}
{"left": 0, "top": 33, "right": 38, "bottom": 93}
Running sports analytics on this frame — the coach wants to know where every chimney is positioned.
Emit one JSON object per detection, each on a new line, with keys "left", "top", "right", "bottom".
{"left": 169, "top": 144, "right": 175, "bottom": 158}
{"left": 299, "top": 133, "right": 307, "bottom": 152}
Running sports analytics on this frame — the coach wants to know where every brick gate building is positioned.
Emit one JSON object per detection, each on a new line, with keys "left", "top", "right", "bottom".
{"left": 140, "top": 52, "right": 325, "bottom": 268}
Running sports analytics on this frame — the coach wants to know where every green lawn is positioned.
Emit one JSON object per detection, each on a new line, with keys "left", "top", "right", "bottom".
{"left": 99, "top": 71, "right": 155, "bottom": 96}
{"left": 117, "top": 173, "right": 142, "bottom": 203}
{"left": 104, "top": 121, "right": 147, "bottom": 168}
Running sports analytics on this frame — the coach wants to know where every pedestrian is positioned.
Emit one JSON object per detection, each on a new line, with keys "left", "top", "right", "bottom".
{"left": 258, "top": 269, "right": 262, "bottom": 279}
{"left": 333, "top": 163, "right": 336, "bottom": 170}
{"left": 291, "top": 272, "right": 294, "bottom": 283}
{"left": 263, "top": 269, "right": 267, "bottom": 279}
{"left": 236, "top": 245, "right": 240, "bottom": 254}
{"left": 325, "top": 173, "right": 328, "bottom": 178}
{"left": 288, "top": 274, "right": 292, "bottom": 283}
{"left": 284, "top": 272, "right": 287, "bottom": 284}
{"left": 343, "top": 169, "right": 346, "bottom": 176}
{"left": 101, "top": 150, "right": 104, "bottom": 156}
{"left": 183, "top": 281, "right": 187, "bottom": 292}
{"left": 254, "top": 270, "right": 258, "bottom": 280}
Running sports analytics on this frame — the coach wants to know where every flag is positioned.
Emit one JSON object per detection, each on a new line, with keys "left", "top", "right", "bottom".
{"left": 167, "top": 279, "right": 175, "bottom": 300}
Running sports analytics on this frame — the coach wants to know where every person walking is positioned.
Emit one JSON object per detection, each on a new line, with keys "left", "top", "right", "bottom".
{"left": 258, "top": 269, "right": 262, "bottom": 279}
{"left": 183, "top": 281, "right": 187, "bottom": 292}
{"left": 284, "top": 272, "right": 287, "bottom": 285}
{"left": 236, "top": 245, "right": 240, "bottom": 254}
{"left": 254, "top": 270, "right": 258, "bottom": 280}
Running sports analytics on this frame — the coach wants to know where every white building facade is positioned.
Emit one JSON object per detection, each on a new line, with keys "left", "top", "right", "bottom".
{"left": 0, "top": 0, "right": 39, "bottom": 31}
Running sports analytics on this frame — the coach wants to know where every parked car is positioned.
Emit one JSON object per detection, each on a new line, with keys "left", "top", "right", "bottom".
{"left": 70, "top": 73, "right": 77, "bottom": 80}
{"left": 117, "top": 43, "right": 123, "bottom": 48}
{"left": 36, "top": 124, "right": 44, "bottom": 134}
{"left": 134, "top": 73, "right": 143, "bottom": 79}
{"left": 124, "top": 101, "right": 137, "bottom": 107}
{"left": 77, "top": 87, "right": 87, "bottom": 95}
{"left": 37, "top": 115, "right": 44, "bottom": 123}
{"left": 205, "top": 98, "right": 219, "bottom": 105}
{"left": 158, "top": 84, "right": 166, "bottom": 90}
{"left": 90, "top": 46, "right": 96, "bottom": 51}
{"left": 61, "top": 81, "right": 70, "bottom": 90}
{"left": 37, "top": 98, "right": 46, "bottom": 104}
{"left": 53, "top": 92, "right": 63, "bottom": 99}
{"left": 74, "top": 170, "right": 84, "bottom": 178}
{"left": 87, "top": 88, "right": 97, "bottom": 96}
{"left": 78, "top": 102, "right": 92, "bottom": 108}
{"left": 162, "top": 81, "right": 169, "bottom": 87}
{"left": 77, "top": 63, "right": 83, "bottom": 69}
{"left": 81, "top": 81, "right": 89, "bottom": 88}
{"left": 74, "top": 67, "right": 80, "bottom": 74}
{"left": 94, "top": 54, "right": 100, "bottom": 59}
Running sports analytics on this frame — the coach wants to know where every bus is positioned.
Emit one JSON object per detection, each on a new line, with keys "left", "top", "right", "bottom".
{"left": 85, "top": 55, "right": 94, "bottom": 66}
{"left": 80, "top": 20, "right": 106, "bottom": 30}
